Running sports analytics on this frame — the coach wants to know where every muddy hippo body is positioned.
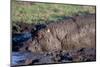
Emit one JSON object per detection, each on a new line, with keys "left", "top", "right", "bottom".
{"left": 29, "top": 14, "right": 96, "bottom": 52}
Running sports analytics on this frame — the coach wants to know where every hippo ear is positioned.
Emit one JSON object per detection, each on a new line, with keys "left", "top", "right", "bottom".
{"left": 46, "top": 28, "right": 50, "bottom": 33}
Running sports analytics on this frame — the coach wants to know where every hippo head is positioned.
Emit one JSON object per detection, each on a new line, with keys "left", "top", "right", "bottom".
{"left": 28, "top": 27, "right": 62, "bottom": 53}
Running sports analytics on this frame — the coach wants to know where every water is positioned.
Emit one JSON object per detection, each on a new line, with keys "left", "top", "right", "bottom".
{"left": 11, "top": 51, "right": 54, "bottom": 65}
{"left": 12, "top": 48, "right": 96, "bottom": 66}
{"left": 13, "top": 32, "right": 32, "bottom": 43}
{"left": 12, "top": 52, "right": 27, "bottom": 65}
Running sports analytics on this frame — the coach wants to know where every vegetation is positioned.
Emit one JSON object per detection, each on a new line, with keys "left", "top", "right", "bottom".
{"left": 11, "top": 1, "right": 95, "bottom": 24}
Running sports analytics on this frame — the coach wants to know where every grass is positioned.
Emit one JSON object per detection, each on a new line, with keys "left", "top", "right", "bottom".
{"left": 11, "top": 1, "right": 95, "bottom": 24}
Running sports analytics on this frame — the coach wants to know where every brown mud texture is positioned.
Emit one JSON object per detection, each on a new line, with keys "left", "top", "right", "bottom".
{"left": 12, "top": 14, "right": 96, "bottom": 66}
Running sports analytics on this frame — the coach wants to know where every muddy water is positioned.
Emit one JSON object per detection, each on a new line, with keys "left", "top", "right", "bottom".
{"left": 12, "top": 51, "right": 54, "bottom": 66}
{"left": 12, "top": 48, "right": 96, "bottom": 66}
{"left": 12, "top": 52, "right": 26, "bottom": 65}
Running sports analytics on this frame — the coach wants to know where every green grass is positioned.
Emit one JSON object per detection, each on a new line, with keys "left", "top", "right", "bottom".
{"left": 11, "top": 1, "right": 95, "bottom": 24}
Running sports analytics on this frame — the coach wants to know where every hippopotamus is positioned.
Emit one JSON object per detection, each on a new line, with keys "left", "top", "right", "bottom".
{"left": 28, "top": 14, "right": 96, "bottom": 53}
